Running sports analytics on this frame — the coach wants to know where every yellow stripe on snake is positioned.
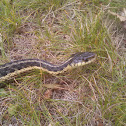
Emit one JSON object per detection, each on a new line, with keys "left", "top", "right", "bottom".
{"left": 0, "top": 52, "right": 96, "bottom": 87}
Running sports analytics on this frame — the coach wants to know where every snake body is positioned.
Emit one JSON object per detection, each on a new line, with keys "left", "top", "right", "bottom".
{"left": 0, "top": 52, "right": 96, "bottom": 85}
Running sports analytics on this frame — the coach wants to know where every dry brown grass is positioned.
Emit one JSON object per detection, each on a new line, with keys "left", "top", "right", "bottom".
{"left": 0, "top": 0, "right": 126, "bottom": 125}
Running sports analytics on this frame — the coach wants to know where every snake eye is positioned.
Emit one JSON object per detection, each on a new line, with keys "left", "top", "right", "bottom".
{"left": 85, "top": 59, "right": 88, "bottom": 62}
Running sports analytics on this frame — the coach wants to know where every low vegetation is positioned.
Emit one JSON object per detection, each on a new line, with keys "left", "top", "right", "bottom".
{"left": 0, "top": 0, "right": 125, "bottom": 125}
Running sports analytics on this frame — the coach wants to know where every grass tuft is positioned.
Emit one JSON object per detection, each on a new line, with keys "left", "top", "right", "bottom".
{"left": 0, "top": 0, "right": 126, "bottom": 125}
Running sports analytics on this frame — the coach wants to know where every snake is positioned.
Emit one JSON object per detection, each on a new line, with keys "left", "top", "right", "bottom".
{"left": 0, "top": 52, "right": 96, "bottom": 86}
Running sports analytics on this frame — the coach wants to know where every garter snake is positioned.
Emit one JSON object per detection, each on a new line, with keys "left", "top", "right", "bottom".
{"left": 0, "top": 52, "right": 96, "bottom": 86}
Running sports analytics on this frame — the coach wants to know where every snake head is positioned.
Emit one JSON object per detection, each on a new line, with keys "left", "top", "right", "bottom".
{"left": 70, "top": 52, "right": 96, "bottom": 67}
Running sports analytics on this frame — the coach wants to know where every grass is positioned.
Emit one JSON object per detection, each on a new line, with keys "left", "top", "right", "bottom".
{"left": 0, "top": 0, "right": 126, "bottom": 125}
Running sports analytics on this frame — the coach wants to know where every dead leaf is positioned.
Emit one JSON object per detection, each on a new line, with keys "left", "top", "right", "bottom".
{"left": 108, "top": 8, "right": 126, "bottom": 22}
{"left": 43, "top": 89, "right": 53, "bottom": 99}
